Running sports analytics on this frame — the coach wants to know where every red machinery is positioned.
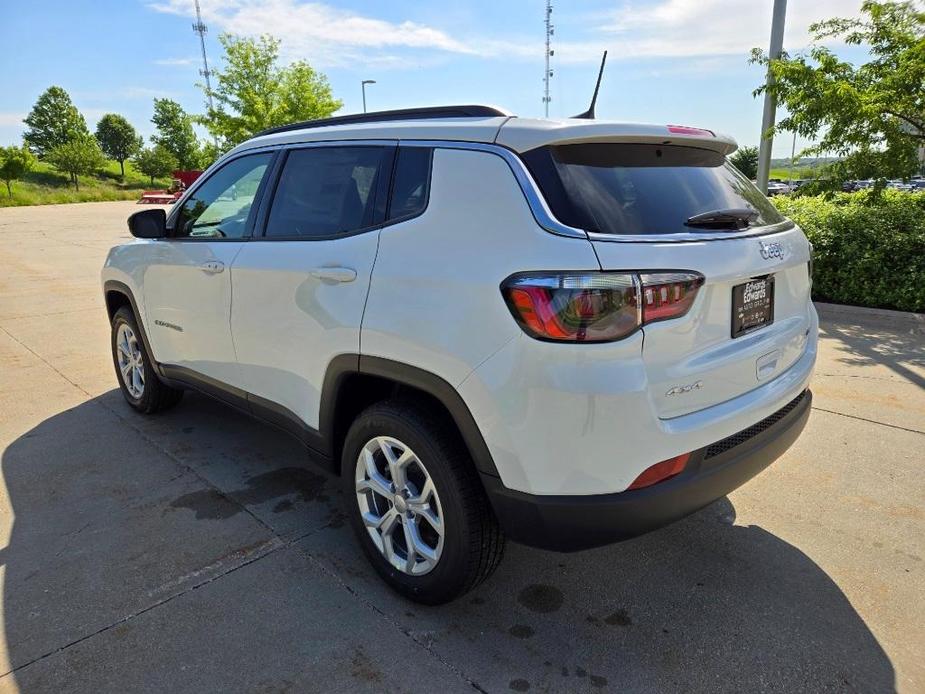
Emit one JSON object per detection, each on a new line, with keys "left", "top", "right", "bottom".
{"left": 138, "top": 170, "right": 203, "bottom": 204}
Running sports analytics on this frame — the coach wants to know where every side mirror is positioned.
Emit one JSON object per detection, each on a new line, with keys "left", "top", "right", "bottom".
{"left": 128, "top": 208, "right": 167, "bottom": 239}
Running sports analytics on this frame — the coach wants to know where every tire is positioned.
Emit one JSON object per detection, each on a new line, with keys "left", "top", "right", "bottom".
{"left": 342, "top": 399, "right": 505, "bottom": 604}
{"left": 110, "top": 306, "right": 184, "bottom": 414}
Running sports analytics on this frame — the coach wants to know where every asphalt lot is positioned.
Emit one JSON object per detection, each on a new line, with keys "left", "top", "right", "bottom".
{"left": 0, "top": 200, "right": 922, "bottom": 693}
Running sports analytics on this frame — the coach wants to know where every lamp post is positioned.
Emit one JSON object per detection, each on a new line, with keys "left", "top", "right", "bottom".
{"left": 361, "top": 80, "right": 376, "bottom": 113}
{"left": 756, "top": 0, "right": 788, "bottom": 195}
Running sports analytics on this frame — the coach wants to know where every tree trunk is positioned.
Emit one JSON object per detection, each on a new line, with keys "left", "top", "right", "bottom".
{"left": 73, "top": 173, "right": 79, "bottom": 191}
{"left": 119, "top": 159, "right": 125, "bottom": 178}
{"left": 5, "top": 181, "right": 11, "bottom": 199}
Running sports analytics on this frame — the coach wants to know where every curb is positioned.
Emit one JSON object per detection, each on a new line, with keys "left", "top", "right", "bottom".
{"left": 814, "top": 301, "right": 925, "bottom": 331}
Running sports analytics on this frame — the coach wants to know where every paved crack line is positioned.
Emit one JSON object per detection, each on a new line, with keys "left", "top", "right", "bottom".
{"left": 0, "top": 535, "right": 290, "bottom": 678}
{"left": 289, "top": 541, "right": 489, "bottom": 694}
{"left": 811, "top": 406, "right": 924, "bottom": 436}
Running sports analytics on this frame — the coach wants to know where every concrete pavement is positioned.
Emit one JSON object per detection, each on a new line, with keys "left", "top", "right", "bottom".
{"left": 0, "top": 201, "right": 922, "bottom": 693}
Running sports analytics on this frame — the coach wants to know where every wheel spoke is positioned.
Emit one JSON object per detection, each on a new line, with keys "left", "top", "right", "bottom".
{"left": 363, "top": 507, "right": 399, "bottom": 534}
{"left": 406, "top": 477, "right": 435, "bottom": 509}
{"left": 409, "top": 522, "right": 438, "bottom": 563}
{"left": 120, "top": 361, "right": 132, "bottom": 378}
{"left": 417, "top": 507, "right": 443, "bottom": 537}
{"left": 402, "top": 519, "right": 417, "bottom": 573}
{"left": 357, "top": 448, "right": 393, "bottom": 499}
{"left": 377, "top": 438, "right": 406, "bottom": 489}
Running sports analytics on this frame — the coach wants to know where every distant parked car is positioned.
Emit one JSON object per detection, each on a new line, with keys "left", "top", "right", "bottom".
{"left": 766, "top": 181, "right": 792, "bottom": 196}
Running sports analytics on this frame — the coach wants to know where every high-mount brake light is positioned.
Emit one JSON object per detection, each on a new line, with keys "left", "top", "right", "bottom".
{"left": 666, "top": 125, "right": 714, "bottom": 137}
{"left": 501, "top": 271, "right": 704, "bottom": 342}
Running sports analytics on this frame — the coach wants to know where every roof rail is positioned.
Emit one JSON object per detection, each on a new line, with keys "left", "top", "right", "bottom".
{"left": 254, "top": 105, "right": 512, "bottom": 138}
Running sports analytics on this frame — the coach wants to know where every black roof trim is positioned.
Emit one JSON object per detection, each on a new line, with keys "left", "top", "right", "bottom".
{"left": 254, "top": 105, "right": 511, "bottom": 138}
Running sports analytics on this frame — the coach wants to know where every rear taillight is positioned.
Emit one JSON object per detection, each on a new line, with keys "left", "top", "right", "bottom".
{"left": 639, "top": 272, "right": 705, "bottom": 324}
{"left": 627, "top": 453, "right": 690, "bottom": 490}
{"left": 501, "top": 271, "right": 703, "bottom": 343}
{"left": 807, "top": 242, "right": 814, "bottom": 289}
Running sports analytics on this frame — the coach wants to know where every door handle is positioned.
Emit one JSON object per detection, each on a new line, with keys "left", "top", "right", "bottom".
{"left": 200, "top": 261, "right": 225, "bottom": 274}
{"left": 309, "top": 267, "right": 357, "bottom": 283}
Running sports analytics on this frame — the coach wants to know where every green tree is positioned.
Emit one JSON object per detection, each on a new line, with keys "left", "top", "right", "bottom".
{"left": 200, "top": 34, "right": 342, "bottom": 147}
{"left": 95, "top": 114, "right": 142, "bottom": 178}
{"left": 23, "top": 86, "right": 89, "bottom": 158}
{"left": 46, "top": 135, "right": 106, "bottom": 190}
{"left": 0, "top": 145, "right": 36, "bottom": 198}
{"left": 729, "top": 145, "right": 760, "bottom": 179}
{"left": 133, "top": 145, "right": 178, "bottom": 185}
{"left": 151, "top": 98, "right": 200, "bottom": 170}
{"left": 751, "top": 1, "right": 925, "bottom": 188}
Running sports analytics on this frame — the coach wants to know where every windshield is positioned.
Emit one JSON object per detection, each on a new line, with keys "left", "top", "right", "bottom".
{"left": 522, "top": 143, "right": 785, "bottom": 236}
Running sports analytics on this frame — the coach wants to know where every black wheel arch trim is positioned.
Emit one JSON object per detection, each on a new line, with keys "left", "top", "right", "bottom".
{"left": 342, "top": 355, "right": 500, "bottom": 479}
{"left": 103, "top": 280, "right": 165, "bottom": 378}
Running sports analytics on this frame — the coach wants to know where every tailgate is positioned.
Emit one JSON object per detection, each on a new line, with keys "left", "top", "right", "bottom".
{"left": 593, "top": 227, "right": 813, "bottom": 417}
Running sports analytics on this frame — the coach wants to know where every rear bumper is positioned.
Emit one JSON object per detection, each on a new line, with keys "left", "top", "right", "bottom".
{"left": 482, "top": 389, "right": 812, "bottom": 552}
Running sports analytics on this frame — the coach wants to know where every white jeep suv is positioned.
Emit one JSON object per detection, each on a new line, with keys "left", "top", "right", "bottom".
{"left": 102, "top": 105, "right": 817, "bottom": 604}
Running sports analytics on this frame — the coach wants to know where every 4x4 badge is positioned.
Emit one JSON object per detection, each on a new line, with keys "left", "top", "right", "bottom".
{"left": 666, "top": 381, "right": 703, "bottom": 397}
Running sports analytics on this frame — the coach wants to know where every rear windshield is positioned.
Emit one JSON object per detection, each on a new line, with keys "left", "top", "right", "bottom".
{"left": 521, "top": 143, "right": 785, "bottom": 236}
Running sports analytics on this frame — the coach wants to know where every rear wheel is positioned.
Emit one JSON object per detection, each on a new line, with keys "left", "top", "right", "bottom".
{"left": 342, "top": 400, "right": 504, "bottom": 604}
{"left": 110, "top": 306, "right": 183, "bottom": 414}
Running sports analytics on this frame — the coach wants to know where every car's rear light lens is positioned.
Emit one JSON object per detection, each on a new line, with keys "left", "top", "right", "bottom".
{"left": 807, "top": 242, "right": 814, "bottom": 289}
{"left": 666, "top": 125, "right": 714, "bottom": 137}
{"left": 502, "top": 273, "right": 639, "bottom": 342}
{"left": 627, "top": 453, "right": 690, "bottom": 490}
{"left": 639, "top": 272, "right": 705, "bottom": 324}
{"left": 502, "top": 271, "right": 703, "bottom": 342}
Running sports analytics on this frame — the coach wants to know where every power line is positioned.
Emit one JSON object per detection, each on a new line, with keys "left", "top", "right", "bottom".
{"left": 543, "top": 0, "right": 554, "bottom": 118}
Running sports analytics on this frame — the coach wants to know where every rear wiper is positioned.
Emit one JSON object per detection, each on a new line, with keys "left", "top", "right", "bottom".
{"left": 684, "top": 208, "right": 759, "bottom": 230}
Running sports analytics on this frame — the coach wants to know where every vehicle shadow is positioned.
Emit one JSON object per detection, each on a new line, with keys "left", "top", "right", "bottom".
{"left": 818, "top": 310, "right": 925, "bottom": 389}
{"left": 0, "top": 391, "right": 897, "bottom": 693}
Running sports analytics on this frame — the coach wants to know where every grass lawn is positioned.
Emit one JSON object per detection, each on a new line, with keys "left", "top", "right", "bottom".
{"left": 1, "top": 160, "right": 173, "bottom": 208}
{"left": 768, "top": 166, "right": 819, "bottom": 181}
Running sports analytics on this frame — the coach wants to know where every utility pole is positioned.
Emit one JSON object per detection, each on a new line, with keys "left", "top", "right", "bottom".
{"left": 543, "top": 0, "right": 554, "bottom": 118}
{"left": 756, "top": 0, "right": 787, "bottom": 194}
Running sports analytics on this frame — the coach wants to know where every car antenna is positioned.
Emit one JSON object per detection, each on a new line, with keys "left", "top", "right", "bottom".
{"left": 571, "top": 50, "right": 607, "bottom": 119}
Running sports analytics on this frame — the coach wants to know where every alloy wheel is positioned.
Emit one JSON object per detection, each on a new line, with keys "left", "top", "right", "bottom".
{"left": 355, "top": 436, "right": 444, "bottom": 576}
{"left": 116, "top": 323, "right": 145, "bottom": 399}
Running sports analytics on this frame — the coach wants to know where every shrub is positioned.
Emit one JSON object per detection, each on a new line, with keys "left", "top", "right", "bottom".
{"left": 775, "top": 190, "right": 925, "bottom": 313}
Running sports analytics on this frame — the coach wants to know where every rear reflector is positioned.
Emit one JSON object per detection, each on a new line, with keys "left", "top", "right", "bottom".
{"left": 627, "top": 453, "right": 690, "bottom": 490}
{"left": 501, "top": 271, "right": 703, "bottom": 342}
{"left": 667, "top": 125, "right": 715, "bottom": 136}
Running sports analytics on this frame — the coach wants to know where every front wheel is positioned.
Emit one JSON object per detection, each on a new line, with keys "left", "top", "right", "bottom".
{"left": 111, "top": 306, "right": 183, "bottom": 414}
{"left": 342, "top": 400, "right": 505, "bottom": 604}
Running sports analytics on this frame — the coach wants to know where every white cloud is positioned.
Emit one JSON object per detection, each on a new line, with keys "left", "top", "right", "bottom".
{"left": 154, "top": 57, "right": 196, "bottom": 66}
{"left": 148, "top": 0, "right": 478, "bottom": 67}
{"left": 144, "top": 0, "right": 867, "bottom": 72}
{"left": 597, "top": 0, "right": 866, "bottom": 59}
{"left": 0, "top": 113, "right": 26, "bottom": 127}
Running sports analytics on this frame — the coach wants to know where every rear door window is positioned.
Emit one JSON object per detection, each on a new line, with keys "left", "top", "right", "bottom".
{"left": 264, "top": 146, "right": 391, "bottom": 239}
{"left": 387, "top": 147, "right": 432, "bottom": 221}
{"left": 522, "top": 143, "right": 785, "bottom": 236}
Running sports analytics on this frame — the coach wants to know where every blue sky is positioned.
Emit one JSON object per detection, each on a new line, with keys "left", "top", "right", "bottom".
{"left": 1, "top": 0, "right": 867, "bottom": 156}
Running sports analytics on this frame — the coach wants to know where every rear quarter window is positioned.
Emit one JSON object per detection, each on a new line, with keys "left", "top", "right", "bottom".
{"left": 521, "top": 143, "right": 785, "bottom": 236}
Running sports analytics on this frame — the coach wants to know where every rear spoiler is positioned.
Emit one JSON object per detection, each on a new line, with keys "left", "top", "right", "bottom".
{"left": 496, "top": 119, "right": 737, "bottom": 156}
